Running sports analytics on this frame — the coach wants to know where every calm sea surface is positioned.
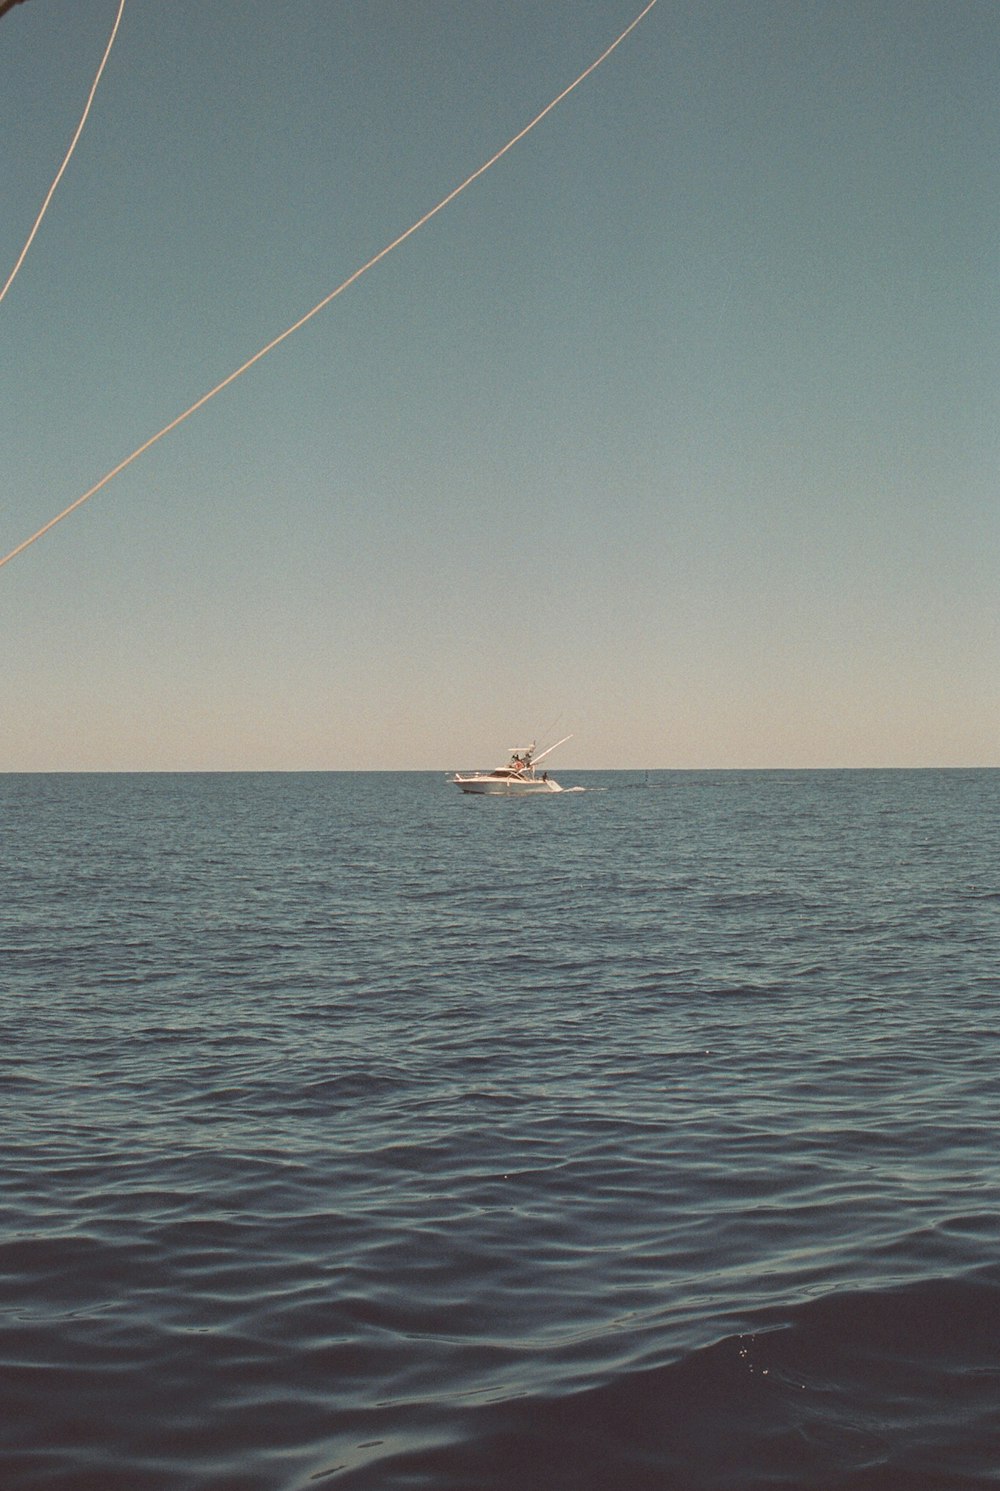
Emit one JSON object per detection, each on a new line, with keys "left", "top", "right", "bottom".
{"left": 2, "top": 769, "right": 1000, "bottom": 1490}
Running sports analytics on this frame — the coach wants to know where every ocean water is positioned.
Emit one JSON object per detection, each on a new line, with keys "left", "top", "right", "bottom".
{"left": 2, "top": 768, "right": 1000, "bottom": 1491}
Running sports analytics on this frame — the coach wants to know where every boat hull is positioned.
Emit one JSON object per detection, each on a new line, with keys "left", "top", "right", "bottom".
{"left": 454, "top": 774, "right": 562, "bottom": 795}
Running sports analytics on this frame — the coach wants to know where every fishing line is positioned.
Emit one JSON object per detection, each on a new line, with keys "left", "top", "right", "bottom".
{"left": 1, "top": 0, "right": 659, "bottom": 572}
{"left": 0, "top": 0, "right": 127, "bottom": 308}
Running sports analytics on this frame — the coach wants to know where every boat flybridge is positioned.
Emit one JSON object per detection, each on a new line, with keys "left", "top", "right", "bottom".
{"left": 452, "top": 735, "right": 572, "bottom": 795}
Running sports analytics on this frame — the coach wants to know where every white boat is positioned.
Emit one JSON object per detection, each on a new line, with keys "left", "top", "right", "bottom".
{"left": 452, "top": 735, "right": 572, "bottom": 795}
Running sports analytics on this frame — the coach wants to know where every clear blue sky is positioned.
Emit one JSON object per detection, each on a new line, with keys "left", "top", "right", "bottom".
{"left": 2, "top": 0, "right": 997, "bottom": 769}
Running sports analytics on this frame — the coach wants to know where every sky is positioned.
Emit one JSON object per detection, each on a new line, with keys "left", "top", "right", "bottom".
{"left": 2, "top": 0, "right": 997, "bottom": 770}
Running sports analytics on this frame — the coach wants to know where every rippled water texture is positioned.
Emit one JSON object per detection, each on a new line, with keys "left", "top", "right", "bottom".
{"left": 2, "top": 770, "right": 1000, "bottom": 1489}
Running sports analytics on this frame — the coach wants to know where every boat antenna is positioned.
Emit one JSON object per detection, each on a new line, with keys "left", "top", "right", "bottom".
{"left": 531, "top": 734, "right": 573, "bottom": 767}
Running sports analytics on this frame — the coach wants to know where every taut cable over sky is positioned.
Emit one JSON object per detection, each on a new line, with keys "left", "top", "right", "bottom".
{"left": 0, "top": 0, "right": 126, "bottom": 308}
{"left": 0, "top": 0, "right": 659, "bottom": 573}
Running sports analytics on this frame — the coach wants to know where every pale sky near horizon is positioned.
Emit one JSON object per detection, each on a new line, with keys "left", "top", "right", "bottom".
{"left": 2, "top": 0, "right": 997, "bottom": 770}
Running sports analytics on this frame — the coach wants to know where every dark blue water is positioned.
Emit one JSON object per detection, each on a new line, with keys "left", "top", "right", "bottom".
{"left": 3, "top": 770, "right": 1000, "bottom": 1490}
